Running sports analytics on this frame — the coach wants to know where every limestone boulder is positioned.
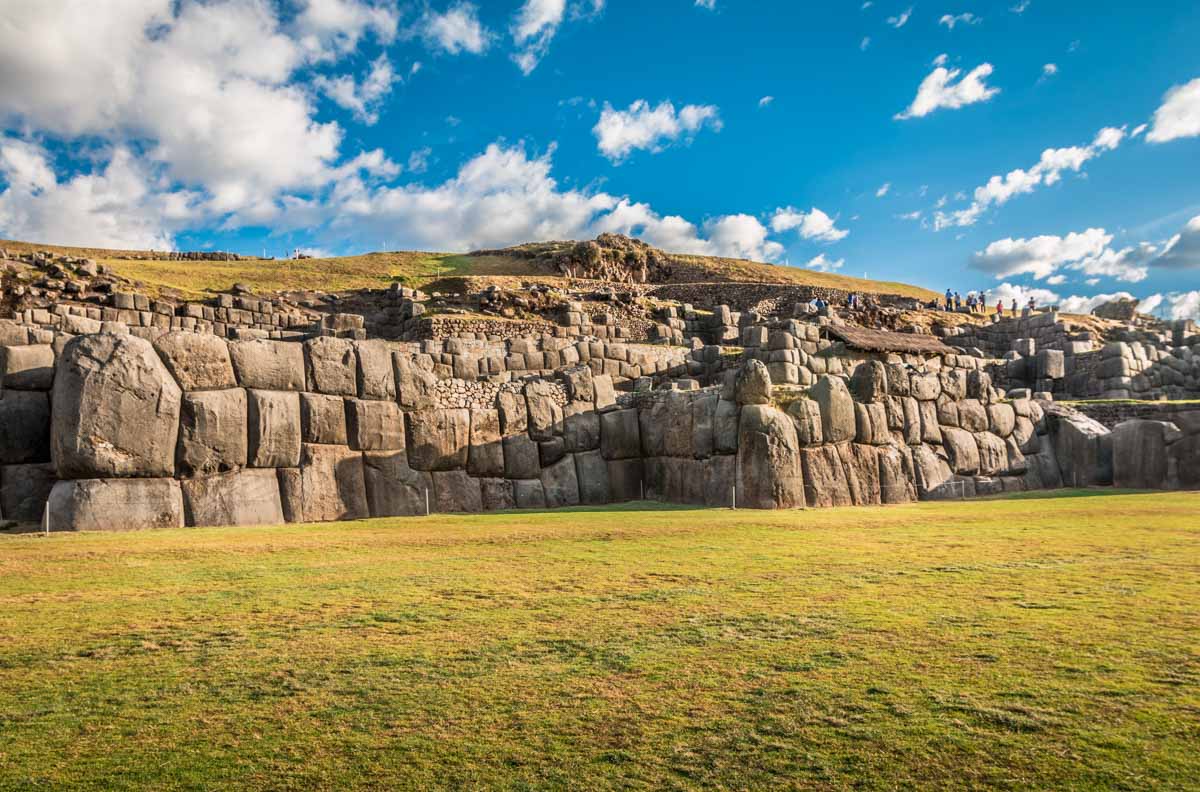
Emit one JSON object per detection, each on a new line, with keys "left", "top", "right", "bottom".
{"left": 713, "top": 399, "right": 740, "bottom": 454}
{"left": 691, "top": 392, "right": 717, "bottom": 459}
{"left": 1, "top": 344, "right": 55, "bottom": 390}
{"left": 497, "top": 389, "right": 529, "bottom": 435}
{"left": 910, "top": 372, "right": 941, "bottom": 401}
{"left": 939, "top": 369, "right": 967, "bottom": 400}
{"left": 879, "top": 446, "right": 916, "bottom": 504}
{"left": 466, "top": 408, "right": 505, "bottom": 477}
{"left": 1047, "top": 407, "right": 1113, "bottom": 487}
{"left": 541, "top": 454, "right": 581, "bottom": 507}
{"left": 228, "top": 339, "right": 305, "bottom": 391}
{"left": 525, "top": 380, "right": 561, "bottom": 440}
{"left": 850, "top": 360, "right": 888, "bottom": 403}
{"left": 346, "top": 399, "right": 405, "bottom": 451}
{"left": 901, "top": 397, "right": 922, "bottom": 446}
{"left": 153, "top": 332, "right": 235, "bottom": 391}
{"left": 957, "top": 399, "right": 989, "bottom": 433}
{"left": 539, "top": 437, "right": 566, "bottom": 467}
{"left": 480, "top": 477, "right": 515, "bottom": 511}
{"left": 941, "top": 427, "right": 980, "bottom": 475}
{"left": 734, "top": 359, "right": 772, "bottom": 405}
{"left": 182, "top": 469, "right": 284, "bottom": 527}
{"left": 503, "top": 434, "right": 541, "bottom": 479}
{"left": 800, "top": 444, "right": 853, "bottom": 508}
{"left": 639, "top": 392, "right": 692, "bottom": 458}
{"left": 406, "top": 409, "right": 470, "bottom": 471}
{"left": 854, "top": 402, "right": 889, "bottom": 445}
{"left": 563, "top": 410, "right": 601, "bottom": 453}
{"left": 178, "top": 388, "right": 248, "bottom": 476}
{"left": 1167, "top": 435, "right": 1200, "bottom": 491}
{"left": 910, "top": 444, "right": 954, "bottom": 498}
{"left": 305, "top": 337, "right": 358, "bottom": 396}
{"left": 362, "top": 451, "right": 431, "bottom": 517}
{"left": 431, "top": 469, "right": 483, "bottom": 513}
{"left": 1111, "top": 419, "right": 1176, "bottom": 489}
{"left": 841, "top": 443, "right": 882, "bottom": 506}
{"left": 987, "top": 403, "right": 1016, "bottom": 438}
{"left": 393, "top": 354, "right": 438, "bottom": 410}
{"left": 52, "top": 334, "right": 181, "bottom": 478}
{"left": 48, "top": 478, "right": 183, "bottom": 531}
{"left": 0, "top": 463, "right": 55, "bottom": 522}
{"left": 811, "top": 375, "right": 856, "bottom": 443}
{"left": 600, "top": 408, "right": 641, "bottom": 459}
{"left": 736, "top": 404, "right": 805, "bottom": 509}
{"left": 593, "top": 374, "right": 617, "bottom": 411}
{"left": 607, "top": 458, "right": 645, "bottom": 502}
{"left": 300, "top": 393, "right": 348, "bottom": 445}
{"left": 247, "top": 390, "right": 301, "bottom": 468}
{"left": 0, "top": 390, "right": 50, "bottom": 464}
{"left": 975, "top": 432, "right": 1008, "bottom": 476}
{"left": 513, "top": 478, "right": 547, "bottom": 509}
{"left": 354, "top": 341, "right": 397, "bottom": 400}
{"left": 918, "top": 400, "right": 942, "bottom": 444}
{"left": 787, "top": 398, "right": 823, "bottom": 445}
{"left": 574, "top": 449, "right": 610, "bottom": 505}
{"left": 279, "top": 444, "right": 368, "bottom": 522}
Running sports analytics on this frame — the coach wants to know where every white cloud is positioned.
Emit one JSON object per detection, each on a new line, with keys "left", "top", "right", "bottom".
{"left": 313, "top": 55, "right": 395, "bottom": 125}
{"left": 876, "top": 182, "right": 891, "bottom": 197}
{"left": 293, "top": 0, "right": 398, "bottom": 60}
{"left": 1160, "top": 291, "right": 1200, "bottom": 320}
{"left": 1146, "top": 77, "right": 1200, "bottom": 144}
{"left": 939, "top": 13, "right": 980, "bottom": 29}
{"left": 1046, "top": 274, "right": 1066, "bottom": 285}
{"left": 407, "top": 146, "right": 433, "bottom": 174}
{"left": 703, "top": 214, "right": 785, "bottom": 261}
{"left": 935, "top": 125, "right": 1126, "bottom": 229}
{"left": 1042, "top": 63, "right": 1058, "bottom": 77}
{"left": 511, "top": 0, "right": 566, "bottom": 74}
{"left": 895, "top": 61, "right": 999, "bottom": 119}
{"left": 1155, "top": 214, "right": 1200, "bottom": 269}
{"left": 1131, "top": 123, "right": 1148, "bottom": 138}
{"left": 769, "top": 207, "right": 849, "bottom": 242}
{"left": 0, "top": 140, "right": 187, "bottom": 250}
{"left": 1058, "top": 291, "right": 1138, "bottom": 314}
{"left": 803, "top": 254, "right": 845, "bottom": 272}
{"left": 1010, "top": 1, "right": 1030, "bottom": 12}
{"left": 695, "top": 0, "right": 717, "bottom": 9}
{"left": 897, "top": 210, "right": 922, "bottom": 221}
{"left": 861, "top": 36, "right": 871, "bottom": 51}
{"left": 970, "top": 228, "right": 1112, "bottom": 280}
{"left": 887, "top": 7, "right": 913, "bottom": 27}
{"left": 418, "top": 2, "right": 491, "bottom": 55}
{"left": 593, "top": 99, "right": 722, "bottom": 163}
{"left": 758, "top": 96, "right": 775, "bottom": 108}
{"left": 990, "top": 282, "right": 1062, "bottom": 308}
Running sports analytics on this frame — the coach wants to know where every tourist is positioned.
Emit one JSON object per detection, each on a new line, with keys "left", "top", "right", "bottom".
{"left": 1010, "top": 299, "right": 1018, "bottom": 317}
{"left": 945, "top": 288, "right": 953, "bottom": 311}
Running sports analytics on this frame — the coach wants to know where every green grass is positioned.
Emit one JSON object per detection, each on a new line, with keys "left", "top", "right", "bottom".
{"left": 1, "top": 492, "right": 1197, "bottom": 789}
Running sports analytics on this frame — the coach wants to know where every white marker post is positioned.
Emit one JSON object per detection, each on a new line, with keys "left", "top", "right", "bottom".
{"left": 731, "top": 485, "right": 736, "bottom": 510}
{"left": 42, "top": 503, "right": 49, "bottom": 536}
{"left": 424, "top": 488, "right": 431, "bottom": 516}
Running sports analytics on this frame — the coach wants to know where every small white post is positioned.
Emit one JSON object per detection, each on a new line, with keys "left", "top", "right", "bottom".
{"left": 42, "top": 502, "right": 49, "bottom": 535}
{"left": 424, "top": 488, "right": 430, "bottom": 516}
{"left": 731, "top": 485, "right": 736, "bottom": 510}
{"left": 640, "top": 480, "right": 645, "bottom": 501}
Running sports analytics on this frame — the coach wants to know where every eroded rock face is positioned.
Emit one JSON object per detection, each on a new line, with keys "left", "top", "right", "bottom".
{"left": 734, "top": 360, "right": 772, "bottom": 406}
{"left": 850, "top": 361, "right": 888, "bottom": 403}
{"left": 0, "top": 390, "right": 50, "bottom": 465}
{"left": 1, "top": 344, "right": 55, "bottom": 390}
{"left": 153, "top": 332, "right": 235, "bottom": 391}
{"left": 736, "top": 404, "right": 805, "bottom": 509}
{"left": 228, "top": 339, "right": 305, "bottom": 391}
{"left": 52, "top": 334, "right": 181, "bottom": 478}
{"left": 178, "top": 388, "right": 248, "bottom": 476}
{"left": 279, "top": 444, "right": 368, "bottom": 523}
{"left": 362, "top": 451, "right": 431, "bottom": 517}
{"left": 247, "top": 390, "right": 301, "bottom": 468}
{"left": 48, "top": 478, "right": 183, "bottom": 531}
{"left": 467, "top": 409, "right": 504, "bottom": 477}
{"left": 181, "top": 469, "right": 284, "bottom": 527}
{"left": 346, "top": 399, "right": 405, "bottom": 452}
{"left": 406, "top": 409, "right": 470, "bottom": 471}
{"left": 354, "top": 340, "right": 397, "bottom": 400}
{"left": 1046, "top": 406, "right": 1113, "bottom": 487}
{"left": 0, "top": 463, "right": 55, "bottom": 522}
{"left": 811, "top": 375, "right": 856, "bottom": 444}
{"left": 1111, "top": 419, "right": 1176, "bottom": 489}
{"left": 305, "top": 337, "right": 358, "bottom": 396}
{"left": 801, "top": 444, "right": 853, "bottom": 508}
{"left": 394, "top": 354, "right": 437, "bottom": 410}
{"left": 432, "top": 469, "right": 483, "bottom": 513}
{"left": 541, "top": 454, "right": 581, "bottom": 508}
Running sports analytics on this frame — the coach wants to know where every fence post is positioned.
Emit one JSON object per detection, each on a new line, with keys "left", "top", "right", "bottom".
{"left": 731, "top": 485, "right": 736, "bottom": 510}
{"left": 424, "top": 488, "right": 430, "bottom": 516}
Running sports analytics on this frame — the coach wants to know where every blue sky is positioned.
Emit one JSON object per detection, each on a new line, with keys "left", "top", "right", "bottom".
{"left": 1, "top": 0, "right": 1198, "bottom": 317}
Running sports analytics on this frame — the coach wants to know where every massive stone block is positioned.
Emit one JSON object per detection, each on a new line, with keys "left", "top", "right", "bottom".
{"left": 736, "top": 404, "right": 805, "bottom": 509}
{"left": 957, "top": 399, "right": 989, "bottom": 433}
{"left": 305, "top": 337, "right": 358, "bottom": 396}
{"left": 432, "top": 469, "right": 483, "bottom": 513}
{"left": 910, "top": 372, "right": 941, "bottom": 401}
{"left": 228, "top": 339, "right": 305, "bottom": 391}
{"left": 811, "top": 375, "right": 856, "bottom": 444}
{"left": 178, "top": 388, "right": 248, "bottom": 476}
{"left": 734, "top": 359, "right": 772, "bottom": 405}
{"left": 467, "top": 409, "right": 504, "bottom": 477}
{"left": 354, "top": 340, "right": 397, "bottom": 400}
{"left": 606, "top": 458, "right": 645, "bottom": 502}
{"left": 48, "top": 478, "right": 184, "bottom": 531}
{"left": 704, "top": 454, "right": 737, "bottom": 507}
{"left": 639, "top": 392, "right": 692, "bottom": 458}
{"left": 987, "top": 403, "right": 1016, "bottom": 438}
{"left": 691, "top": 392, "right": 718, "bottom": 459}
{"left": 800, "top": 444, "right": 853, "bottom": 508}
{"left": 1111, "top": 419, "right": 1176, "bottom": 490}
{"left": 600, "top": 408, "right": 641, "bottom": 460}
{"left": 52, "top": 334, "right": 181, "bottom": 478}
{"left": 910, "top": 444, "right": 954, "bottom": 498}
{"left": 1047, "top": 407, "right": 1113, "bottom": 487}
{"left": 525, "top": 381, "right": 561, "bottom": 440}
{"left": 850, "top": 360, "right": 888, "bottom": 403}
{"left": 247, "top": 390, "right": 302, "bottom": 468}
{"left": 574, "top": 449, "right": 610, "bottom": 505}
{"left": 854, "top": 402, "right": 889, "bottom": 445}
{"left": 563, "top": 410, "right": 601, "bottom": 453}
{"left": 879, "top": 446, "right": 916, "bottom": 504}
{"left": 480, "top": 478, "right": 515, "bottom": 511}
{"left": 941, "top": 427, "right": 981, "bottom": 475}
{"left": 540, "top": 455, "right": 581, "bottom": 508}
{"left": 502, "top": 434, "right": 541, "bottom": 479}
{"left": 840, "top": 443, "right": 882, "bottom": 506}
{"left": 513, "top": 478, "right": 547, "bottom": 509}
{"left": 181, "top": 469, "right": 284, "bottom": 527}
{"left": 1, "top": 344, "right": 55, "bottom": 390}
{"left": 406, "top": 409, "right": 469, "bottom": 471}
{"left": 497, "top": 390, "right": 528, "bottom": 435}
{"left": 1167, "top": 435, "right": 1200, "bottom": 491}
{"left": 0, "top": 463, "right": 55, "bottom": 522}
{"left": 713, "top": 399, "right": 740, "bottom": 454}
{"left": 975, "top": 432, "right": 1008, "bottom": 477}
{"left": 153, "top": 332, "right": 236, "bottom": 391}
{"left": 279, "top": 444, "right": 368, "bottom": 523}
{"left": 918, "top": 399, "right": 942, "bottom": 444}
{"left": 394, "top": 354, "right": 438, "bottom": 410}
{"left": 300, "top": 393, "right": 348, "bottom": 445}
{"left": 346, "top": 399, "right": 405, "bottom": 451}
{"left": 362, "top": 451, "right": 431, "bottom": 517}
{"left": 0, "top": 390, "right": 50, "bottom": 465}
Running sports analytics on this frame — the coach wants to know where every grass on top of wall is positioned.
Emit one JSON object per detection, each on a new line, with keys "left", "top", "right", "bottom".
{"left": 0, "top": 491, "right": 1197, "bottom": 790}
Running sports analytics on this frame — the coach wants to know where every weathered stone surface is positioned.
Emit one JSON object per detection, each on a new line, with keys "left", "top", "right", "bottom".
{"left": 854, "top": 402, "right": 889, "bottom": 445}
{"left": 787, "top": 398, "right": 823, "bottom": 445}
{"left": 879, "top": 446, "right": 916, "bottom": 503}
{"left": 800, "top": 444, "right": 853, "bottom": 508}
{"left": 941, "top": 427, "right": 981, "bottom": 475}
{"left": 885, "top": 363, "right": 911, "bottom": 397}
{"left": 479, "top": 477, "right": 515, "bottom": 511}
{"left": 346, "top": 399, "right": 405, "bottom": 451}
{"left": 540, "top": 454, "right": 581, "bottom": 507}
{"left": 247, "top": 390, "right": 301, "bottom": 468}
{"left": 1111, "top": 420, "right": 1176, "bottom": 489}
{"left": 901, "top": 397, "right": 922, "bottom": 446}
{"left": 406, "top": 409, "right": 469, "bottom": 471}
{"left": 153, "top": 332, "right": 235, "bottom": 391}
{"left": 432, "top": 469, "right": 483, "bottom": 513}
{"left": 362, "top": 451, "right": 431, "bottom": 517}
{"left": 850, "top": 360, "right": 888, "bottom": 403}
{"left": 1047, "top": 407, "right": 1113, "bottom": 487}
{"left": 703, "top": 454, "right": 737, "bottom": 507}
{"left": 975, "top": 432, "right": 1008, "bottom": 476}
{"left": 1167, "top": 435, "right": 1200, "bottom": 490}
{"left": 559, "top": 366, "right": 595, "bottom": 403}
{"left": 607, "top": 458, "right": 644, "bottom": 502}
{"left": 811, "top": 375, "right": 856, "bottom": 443}
{"left": 987, "top": 403, "right": 1016, "bottom": 438}
{"left": 0, "top": 390, "right": 50, "bottom": 465}
{"left": 300, "top": 393, "right": 348, "bottom": 445}
{"left": 281, "top": 443, "right": 368, "bottom": 522}
{"left": 497, "top": 389, "right": 528, "bottom": 435}
{"left": 593, "top": 374, "right": 617, "bottom": 410}
{"left": 467, "top": 408, "right": 504, "bottom": 476}
{"left": 52, "top": 334, "right": 181, "bottom": 478}
{"left": 564, "top": 410, "right": 601, "bottom": 453}
{"left": 966, "top": 370, "right": 993, "bottom": 402}
{"left": 0, "top": 463, "right": 55, "bottom": 522}
{"left": 502, "top": 434, "right": 541, "bottom": 479}
{"left": 734, "top": 359, "right": 772, "bottom": 405}
{"left": 957, "top": 399, "right": 989, "bottom": 433}
{"left": 691, "top": 392, "right": 717, "bottom": 459}
{"left": 918, "top": 399, "right": 942, "bottom": 444}
{"left": 48, "top": 478, "right": 183, "bottom": 531}
{"left": 1004, "top": 436, "right": 1028, "bottom": 474}
{"left": 513, "top": 478, "right": 547, "bottom": 509}
{"left": 354, "top": 341, "right": 397, "bottom": 400}
{"left": 940, "top": 369, "right": 967, "bottom": 400}
{"left": 640, "top": 392, "right": 692, "bottom": 458}
{"left": 1, "top": 344, "right": 55, "bottom": 389}
{"left": 737, "top": 404, "right": 805, "bottom": 509}
{"left": 539, "top": 437, "right": 566, "bottom": 467}
{"left": 910, "top": 372, "right": 941, "bottom": 401}
{"left": 574, "top": 449, "right": 610, "bottom": 505}
{"left": 841, "top": 443, "right": 881, "bottom": 506}
{"left": 525, "top": 380, "right": 560, "bottom": 440}
{"left": 305, "top": 337, "right": 358, "bottom": 396}
{"left": 1037, "top": 349, "right": 1065, "bottom": 380}
{"left": 910, "top": 444, "right": 954, "bottom": 498}
{"left": 393, "top": 354, "right": 437, "bottom": 410}
{"left": 178, "top": 388, "right": 247, "bottom": 476}
{"left": 228, "top": 339, "right": 305, "bottom": 391}
{"left": 936, "top": 397, "right": 960, "bottom": 428}
{"left": 600, "top": 408, "right": 641, "bottom": 460}
{"left": 181, "top": 469, "right": 284, "bottom": 527}
{"left": 713, "top": 399, "right": 740, "bottom": 454}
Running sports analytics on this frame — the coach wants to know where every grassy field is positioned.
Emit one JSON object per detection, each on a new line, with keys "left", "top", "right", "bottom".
{"left": 0, "top": 491, "right": 1196, "bottom": 790}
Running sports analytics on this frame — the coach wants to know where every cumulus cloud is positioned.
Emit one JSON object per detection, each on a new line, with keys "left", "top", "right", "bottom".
{"left": 989, "top": 282, "right": 1063, "bottom": 308}
{"left": 313, "top": 55, "right": 395, "bottom": 125}
{"left": 876, "top": 182, "right": 891, "bottom": 197}
{"left": 695, "top": 0, "right": 717, "bottom": 9}
{"left": 593, "top": 99, "right": 722, "bottom": 163}
{"left": 758, "top": 96, "right": 774, "bottom": 108}
{"left": 1154, "top": 214, "right": 1200, "bottom": 269}
{"left": 417, "top": 2, "right": 491, "bottom": 55}
{"left": 939, "top": 13, "right": 980, "bottom": 29}
{"left": 769, "top": 207, "right": 849, "bottom": 242}
{"left": 511, "top": 0, "right": 566, "bottom": 75}
{"left": 1042, "top": 63, "right": 1058, "bottom": 78}
{"left": 803, "top": 253, "right": 845, "bottom": 272}
{"left": 293, "top": 0, "right": 398, "bottom": 60}
{"left": 895, "top": 60, "right": 999, "bottom": 119}
{"left": 1146, "top": 77, "right": 1200, "bottom": 143}
{"left": 887, "top": 7, "right": 913, "bottom": 28}
{"left": 1010, "top": 1, "right": 1030, "bottom": 12}
{"left": 971, "top": 228, "right": 1112, "bottom": 280}
{"left": 935, "top": 125, "right": 1126, "bottom": 229}
{"left": 861, "top": 36, "right": 871, "bottom": 50}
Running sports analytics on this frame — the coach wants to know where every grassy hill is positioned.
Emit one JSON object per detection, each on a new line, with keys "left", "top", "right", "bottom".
{"left": 2, "top": 237, "right": 939, "bottom": 300}
{"left": 0, "top": 492, "right": 1196, "bottom": 788}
